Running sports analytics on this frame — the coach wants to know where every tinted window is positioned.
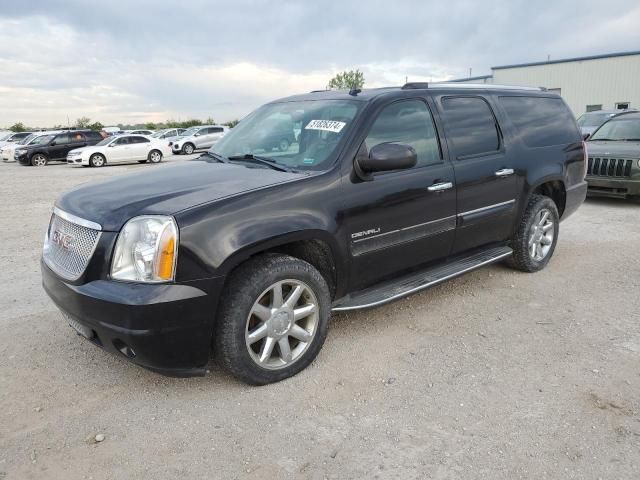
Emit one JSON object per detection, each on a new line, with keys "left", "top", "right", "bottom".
{"left": 54, "top": 134, "right": 71, "bottom": 145}
{"left": 440, "top": 96, "right": 500, "bottom": 158}
{"left": 129, "top": 136, "right": 150, "bottom": 143}
{"left": 500, "top": 96, "right": 579, "bottom": 147}
{"left": 84, "top": 131, "right": 102, "bottom": 140}
{"left": 114, "top": 137, "right": 129, "bottom": 145}
{"left": 364, "top": 100, "right": 441, "bottom": 167}
{"left": 210, "top": 127, "right": 224, "bottom": 133}
{"left": 71, "top": 132, "right": 85, "bottom": 143}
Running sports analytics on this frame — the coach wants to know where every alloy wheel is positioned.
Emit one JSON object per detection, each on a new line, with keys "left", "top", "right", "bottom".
{"left": 529, "top": 208, "right": 555, "bottom": 261}
{"left": 245, "top": 279, "right": 319, "bottom": 370}
{"left": 149, "top": 151, "right": 162, "bottom": 163}
{"left": 32, "top": 154, "right": 47, "bottom": 167}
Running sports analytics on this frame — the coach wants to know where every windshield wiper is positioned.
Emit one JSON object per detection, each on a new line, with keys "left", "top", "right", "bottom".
{"left": 227, "top": 154, "right": 294, "bottom": 172}
{"left": 202, "top": 151, "right": 229, "bottom": 163}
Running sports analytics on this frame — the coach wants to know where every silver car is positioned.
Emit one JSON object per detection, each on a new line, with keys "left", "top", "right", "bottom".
{"left": 577, "top": 110, "right": 635, "bottom": 137}
{"left": 170, "top": 125, "right": 228, "bottom": 155}
{"left": 151, "top": 128, "right": 187, "bottom": 140}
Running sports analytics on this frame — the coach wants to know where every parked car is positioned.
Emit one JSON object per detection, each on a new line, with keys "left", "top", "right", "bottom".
{"left": 67, "top": 134, "right": 171, "bottom": 167}
{"left": 170, "top": 125, "right": 228, "bottom": 154}
{"left": 151, "top": 128, "right": 187, "bottom": 139}
{"left": 41, "top": 84, "right": 586, "bottom": 384}
{"left": 1, "top": 130, "right": 65, "bottom": 162}
{"left": 585, "top": 110, "right": 640, "bottom": 199}
{"left": 0, "top": 131, "right": 33, "bottom": 148}
{"left": 15, "top": 130, "right": 103, "bottom": 166}
{"left": 126, "top": 129, "right": 155, "bottom": 136}
{"left": 576, "top": 110, "right": 634, "bottom": 137}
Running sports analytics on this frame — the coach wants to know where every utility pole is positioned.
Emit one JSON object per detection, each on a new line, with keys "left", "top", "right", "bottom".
{"left": 469, "top": 67, "right": 472, "bottom": 78}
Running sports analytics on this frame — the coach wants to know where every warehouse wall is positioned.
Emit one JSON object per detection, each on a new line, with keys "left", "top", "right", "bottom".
{"left": 492, "top": 54, "right": 640, "bottom": 116}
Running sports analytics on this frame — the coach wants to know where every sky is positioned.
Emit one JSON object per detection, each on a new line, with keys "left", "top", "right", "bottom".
{"left": 1, "top": 0, "right": 639, "bottom": 127}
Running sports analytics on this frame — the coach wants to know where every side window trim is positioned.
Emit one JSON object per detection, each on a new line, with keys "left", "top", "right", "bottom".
{"left": 361, "top": 97, "right": 444, "bottom": 176}
{"left": 440, "top": 95, "right": 504, "bottom": 160}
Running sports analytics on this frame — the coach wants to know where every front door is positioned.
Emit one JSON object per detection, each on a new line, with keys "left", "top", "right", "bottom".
{"left": 108, "top": 136, "right": 131, "bottom": 162}
{"left": 341, "top": 98, "right": 457, "bottom": 291}
{"left": 435, "top": 95, "right": 518, "bottom": 253}
{"left": 49, "top": 133, "right": 73, "bottom": 160}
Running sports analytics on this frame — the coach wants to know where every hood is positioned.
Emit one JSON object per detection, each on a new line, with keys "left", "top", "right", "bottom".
{"left": 55, "top": 157, "right": 307, "bottom": 231}
{"left": 586, "top": 140, "right": 640, "bottom": 158}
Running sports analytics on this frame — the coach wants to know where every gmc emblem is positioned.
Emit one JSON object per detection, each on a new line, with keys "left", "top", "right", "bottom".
{"left": 51, "top": 230, "right": 74, "bottom": 250}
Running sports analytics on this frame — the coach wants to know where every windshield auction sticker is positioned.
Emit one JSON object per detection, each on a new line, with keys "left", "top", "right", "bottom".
{"left": 305, "top": 120, "right": 346, "bottom": 133}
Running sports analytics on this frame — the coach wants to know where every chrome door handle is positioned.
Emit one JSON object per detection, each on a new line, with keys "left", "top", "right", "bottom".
{"left": 428, "top": 182, "right": 454, "bottom": 192}
{"left": 495, "top": 168, "right": 514, "bottom": 177}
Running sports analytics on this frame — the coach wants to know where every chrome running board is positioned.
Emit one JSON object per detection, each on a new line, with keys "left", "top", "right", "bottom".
{"left": 332, "top": 246, "right": 513, "bottom": 311}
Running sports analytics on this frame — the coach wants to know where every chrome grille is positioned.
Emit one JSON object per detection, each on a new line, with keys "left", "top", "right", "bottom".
{"left": 587, "top": 157, "right": 633, "bottom": 178}
{"left": 43, "top": 211, "right": 101, "bottom": 280}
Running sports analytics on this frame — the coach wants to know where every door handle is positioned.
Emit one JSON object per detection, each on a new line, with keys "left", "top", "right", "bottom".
{"left": 495, "top": 168, "right": 514, "bottom": 177}
{"left": 428, "top": 182, "right": 454, "bottom": 192}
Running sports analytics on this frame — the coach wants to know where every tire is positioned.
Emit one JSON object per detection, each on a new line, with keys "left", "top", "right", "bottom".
{"left": 214, "top": 254, "right": 331, "bottom": 385}
{"left": 182, "top": 143, "right": 195, "bottom": 155}
{"left": 89, "top": 153, "right": 106, "bottom": 168}
{"left": 278, "top": 138, "right": 290, "bottom": 152}
{"left": 148, "top": 150, "right": 162, "bottom": 163}
{"left": 31, "top": 153, "right": 48, "bottom": 167}
{"left": 508, "top": 194, "right": 559, "bottom": 272}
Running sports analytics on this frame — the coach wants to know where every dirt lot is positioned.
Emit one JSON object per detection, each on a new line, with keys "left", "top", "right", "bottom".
{"left": 1, "top": 157, "right": 639, "bottom": 480}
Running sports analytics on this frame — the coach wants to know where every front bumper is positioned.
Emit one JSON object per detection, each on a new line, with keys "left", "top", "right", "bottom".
{"left": 16, "top": 152, "right": 30, "bottom": 165}
{"left": 42, "top": 261, "right": 225, "bottom": 377}
{"left": 586, "top": 176, "right": 640, "bottom": 198}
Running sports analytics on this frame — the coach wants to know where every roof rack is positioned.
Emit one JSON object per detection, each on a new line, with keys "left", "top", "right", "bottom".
{"left": 401, "top": 82, "right": 544, "bottom": 91}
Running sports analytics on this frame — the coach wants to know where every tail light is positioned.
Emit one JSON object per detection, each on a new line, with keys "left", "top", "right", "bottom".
{"left": 582, "top": 141, "right": 588, "bottom": 179}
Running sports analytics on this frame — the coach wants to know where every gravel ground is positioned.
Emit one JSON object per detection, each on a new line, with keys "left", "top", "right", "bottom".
{"left": 1, "top": 157, "right": 639, "bottom": 480}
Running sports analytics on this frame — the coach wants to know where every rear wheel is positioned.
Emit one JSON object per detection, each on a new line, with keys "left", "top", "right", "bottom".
{"left": 31, "top": 154, "right": 48, "bottom": 167}
{"left": 182, "top": 143, "right": 195, "bottom": 155}
{"left": 148, "top": 150, "right": 162, "bottom": 163}
{"left": 89, "top": 153, "right": 106, "bottom": 167}
{"left": 508, "top": 194, "right": 559, "bottom": 272}
{"left": 215, "top": 254, "right": 331, "bottom": 385}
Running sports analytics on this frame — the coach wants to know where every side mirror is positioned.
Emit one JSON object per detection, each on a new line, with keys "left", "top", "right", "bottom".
{"left": 50, "top": 141, "right": 56, "bottom": 146}
{"left": 194, "top": 132, "right": 201, "bottom": 137}
{"left": 356, "top": 143, "right": 417, "bottom": 179}
{"left": 582, "top": 133, "right": 590, "bottom": 141}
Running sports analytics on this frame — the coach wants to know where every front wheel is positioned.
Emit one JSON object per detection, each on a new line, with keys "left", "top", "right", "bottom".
{"left": 278, "top": 138, "right": 290, "bottom": 152}
{"left": 508, "top": 194, "right": 559, "bottom": 272}
{"left": 89, "top": 153, "right": 106, "bottom": 167}
{"left": 214, "top": 254, "right": 331, "bottom": 385}
{"left": 182, "top": 143, "right": 195, "bottom": 155}
{"left": 31, "top": 154, "right": 48, "bottom": 167}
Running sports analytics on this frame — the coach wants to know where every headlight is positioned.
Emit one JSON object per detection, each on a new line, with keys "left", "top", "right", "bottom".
{"left": 111, "top": 216, "right": 178, "bottom": 283}
{"left": 637, "top": 159, "right": 640, "bottom": 168}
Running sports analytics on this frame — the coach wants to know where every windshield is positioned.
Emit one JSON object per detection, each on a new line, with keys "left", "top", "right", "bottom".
{"left": 577, "top": 112, "right": 614, "bottom": 127}
{"left": 591, "top": 116, "right": 640, "bottom": 141}
{"left": 151, "top": 130, "right": 167, "bottom": 138}
{"left": 0, "top": 132, "right": 12, "bottom": 141}
{"left": 210, "top": 100, "right": 361, "bottom": 171}
{"left": 31, "top": 135, "right": 54, "bottom": 145}
{"left": 181, "top": 127, "right": 200, "bottom": 137}
{"left": 95, "top": 137, "right": 115, "bottom": 146}
{"left": 20, "top": 134, "right": 36, "bottom": 144}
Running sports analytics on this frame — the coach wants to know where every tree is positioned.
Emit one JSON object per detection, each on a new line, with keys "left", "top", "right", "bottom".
{"left": 9, "top": 122, "right": 26, "bottom": 132}
{"left": 225, "top": 119, "right": 240, "bottom": 128}
{"left": 75, "top": 116, "right": 91, "bottom": 128}
{"left": 87, "top": 121, "right": 104, "bottom": 131}
{"left": 145, "top": 122, "right": 157, "bottom": 130}
{"left": 327, "top": 69, "right": 365, "bottom": 90}
{"left": 205, "top": 117, "right": 216, "bottom": 125}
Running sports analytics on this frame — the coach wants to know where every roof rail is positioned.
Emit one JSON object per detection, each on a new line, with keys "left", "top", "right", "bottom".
{"left": 430, "top": 82, "right": 545, "bottom": 91}
{"left": 402, "top": 82, "right": 429, "bottom": 90}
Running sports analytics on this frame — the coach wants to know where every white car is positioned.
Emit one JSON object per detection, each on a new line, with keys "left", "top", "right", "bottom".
{"left": 170, "top": 125, "right": 228, "bottom": 155}
{"left": 1, "top": 130, "right": 64, "bottom": 162}
{"left": 0, "top": 131, "right": 33, "bottom": 148}
{"left": 66, "top": 134, "right": 171, "bottom": 167}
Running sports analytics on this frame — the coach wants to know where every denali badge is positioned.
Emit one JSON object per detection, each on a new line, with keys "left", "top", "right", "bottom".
{"left": 351, "top": 228, "right": 381, "bottom": 240}
{"left": 51, "top": 230, "right": 75, "bottom": 250}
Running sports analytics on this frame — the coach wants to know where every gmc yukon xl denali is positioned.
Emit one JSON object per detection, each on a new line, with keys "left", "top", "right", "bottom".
{"left": 42, "top": 84, "right": 587, "bottom": 384}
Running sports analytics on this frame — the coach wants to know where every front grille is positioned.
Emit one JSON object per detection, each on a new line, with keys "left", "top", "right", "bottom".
{"left": 587, "top": 157, "right": 633, "bottom": 178}
{"left": 43, "top": 212, "right": 101, "bottom": 280}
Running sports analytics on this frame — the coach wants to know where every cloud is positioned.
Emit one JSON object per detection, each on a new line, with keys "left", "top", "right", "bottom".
{"left": 0, "top": 0, "right": 639, "bottom": 126}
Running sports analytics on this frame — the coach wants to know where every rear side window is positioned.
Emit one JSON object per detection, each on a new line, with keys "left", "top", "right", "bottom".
{"left": 129, "top": 136, "right": 150, "bottom": 143}
{"left": 365, "top": 99, "right": 441, "bottom": 167}
{"left": 210, "top": 127, "right": 224, "bottom": 133}
{"left": 440, "top": 96, "right": 500, "bottom": 158}
{"left": 499, "top": 96, "right": 580, "bottom": 147}
{"left": 84, "top": 131, "right": 102, "bottom": 140}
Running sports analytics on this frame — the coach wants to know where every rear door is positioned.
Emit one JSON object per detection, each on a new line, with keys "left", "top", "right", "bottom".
{"left": 128, "top": 136, "right": 151, "bottom": 160}
{"left": 341, "top": 97, "right": 457, "bottom": 290}
{"left": 436, "top": 95, "right": 517, "bottom": 253}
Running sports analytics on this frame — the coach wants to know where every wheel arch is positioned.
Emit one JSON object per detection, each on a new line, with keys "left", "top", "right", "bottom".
{"left": 528, "top": 177, "right": 567, "bottom": 218}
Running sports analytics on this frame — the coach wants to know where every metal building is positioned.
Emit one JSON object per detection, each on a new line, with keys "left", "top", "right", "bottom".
{"left": 450, "top": 50, "right": 640, "bottom": 116}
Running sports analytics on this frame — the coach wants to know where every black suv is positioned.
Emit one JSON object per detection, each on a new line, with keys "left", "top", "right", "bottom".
{"left": 16, "top": 130, "right": 103, "bottom": 166}
{"left": 585, "top": 111, "right": 640, "bottom": 199}
{"left": 42, "top": 84, "right": 587, "bottom": 384}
